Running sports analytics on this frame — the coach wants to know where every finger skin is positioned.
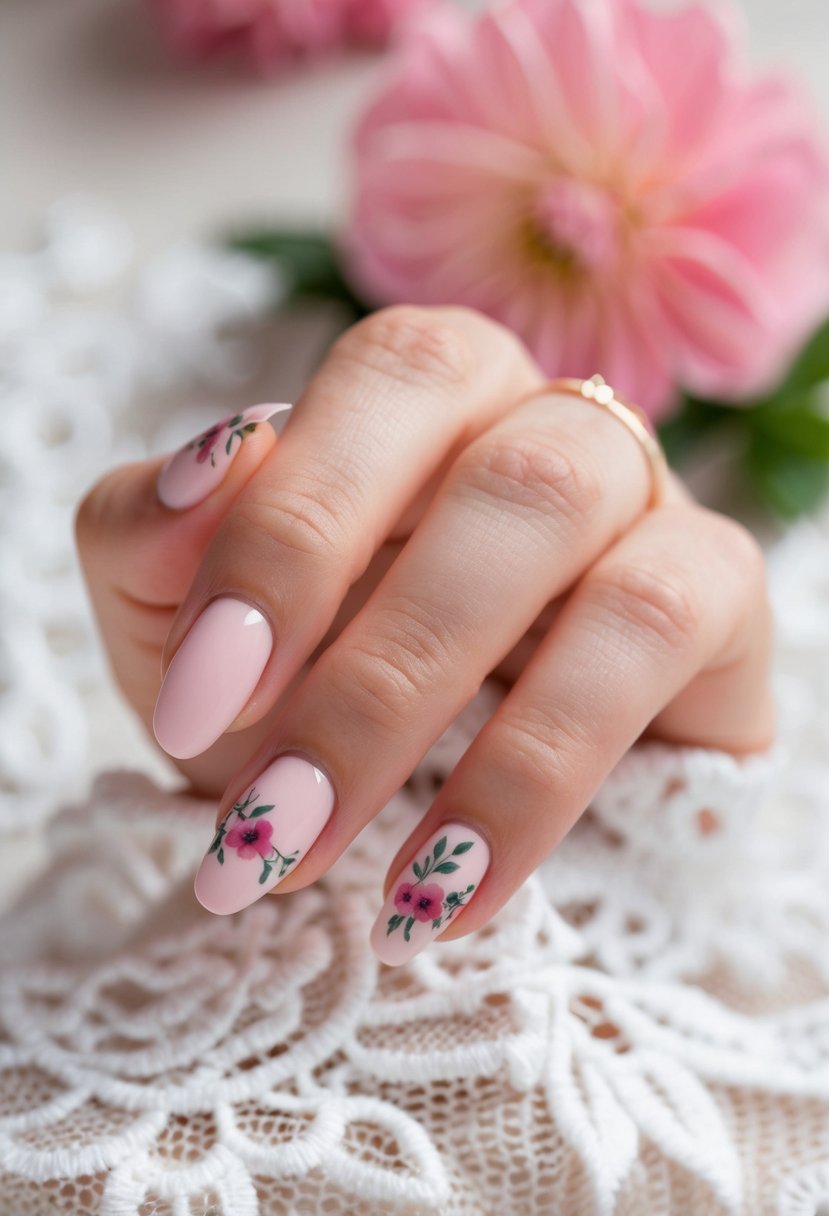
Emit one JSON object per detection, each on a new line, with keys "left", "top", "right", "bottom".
{"left": 195, "top": 386, "right": 658, "bottom": 913}
{"left": 379, "top": 504, "right": 772, "bottom": 958}
{"left": 155, "top": 307, "right": 541, "bottom": 754}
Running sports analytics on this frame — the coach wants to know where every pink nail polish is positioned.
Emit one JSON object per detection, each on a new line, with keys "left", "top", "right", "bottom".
{"left": 370, "top": 824, "right": 489, "bottom": 967}
{"left": 153, "top": 597, "right": 272, "bottom": 759}
{"left": 157, "top": 403, "right": 289, "bottom": 510}
{"left": 194, "top": 753, "right": 335, "bottom": 915}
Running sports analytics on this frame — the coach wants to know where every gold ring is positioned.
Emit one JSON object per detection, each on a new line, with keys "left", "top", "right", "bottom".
{"left": 538, "top": 374, "right": 667, "bottom": 510}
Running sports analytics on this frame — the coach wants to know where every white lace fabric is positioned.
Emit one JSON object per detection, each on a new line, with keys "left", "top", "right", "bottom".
{"left": 2, "top": 204, "right": 829, "bottom": 1214}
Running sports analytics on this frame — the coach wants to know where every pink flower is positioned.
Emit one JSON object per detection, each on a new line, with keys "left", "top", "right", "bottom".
{"left": 225, "top": 817, "right": 273, "bottom": 859}
{"left": 149, "top": 0, "right": 433, "bottom": 70}
{"left": 394, "top": 881, "right": 444, "bottom": 922}
{"left": 344, "top": 0, "right": 829, "bottom": 418}
{"left": 193, "top": 423, "right": 223, "bottom": 464}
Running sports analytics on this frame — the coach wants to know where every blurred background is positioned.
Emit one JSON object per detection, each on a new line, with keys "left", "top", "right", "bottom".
{"left": 5, "top": 0, "right": 829, "bottom": 253}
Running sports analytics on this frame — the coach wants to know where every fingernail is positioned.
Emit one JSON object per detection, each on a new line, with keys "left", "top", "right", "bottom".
{"left": 370, "top": 824, "right": 489, "bottom": 967}
{"left": 157, "top": 403, "right": 289, "bottom": 510}
{"left": 153, "top": 597, "right": 272, "bottom": 759}
{"left": 194, "top": 753, "right": 335, "bottom": 915}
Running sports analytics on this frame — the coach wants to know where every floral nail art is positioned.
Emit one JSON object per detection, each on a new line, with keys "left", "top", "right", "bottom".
{"left": 189, "top": 414, "right": 259, "bottom": 469}
{"left": 386, "top": 835, "right": 476, "bottom": 942}
{"left": 371, "top": 823, "right": 488, "bottom": 965}
{"left": 157, "top": 403, "right": 289, "bottom": 511}
{"left": 208, "top": 788, "right": 299, "bottom": 886}
{"left": 194, "top": 753, "right": 335, "bottom": 917}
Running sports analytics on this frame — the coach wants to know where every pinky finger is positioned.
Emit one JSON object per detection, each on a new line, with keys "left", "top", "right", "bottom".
{"left": 370, "top": 505, "right": 773, "bottom": 965}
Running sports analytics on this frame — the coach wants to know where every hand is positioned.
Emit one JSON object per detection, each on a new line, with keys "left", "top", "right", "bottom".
{"left": 76, "top": 306, "right": 773, "bottom": 965}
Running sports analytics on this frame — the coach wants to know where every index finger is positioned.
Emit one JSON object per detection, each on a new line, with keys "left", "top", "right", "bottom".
{"left": 152, "top": 306, "right": 542, "bottom": 759}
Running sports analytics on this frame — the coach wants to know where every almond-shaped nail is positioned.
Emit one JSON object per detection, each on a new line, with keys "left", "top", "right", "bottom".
{"left": 157, "top": 403, "right": 289, "bottom": 510}
{"left": 153, "top": 597, "right": 272, "bottom": 759}
{"left": 370, "top": 824, "right": 489, "bottom": 966}
{"left": 194, "top": 753, "right": 335, "bottom": 915}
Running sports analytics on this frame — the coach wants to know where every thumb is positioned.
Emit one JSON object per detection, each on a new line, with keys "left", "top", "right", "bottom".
{"left": 75, "top": 404, "right": 288, "bottom": 723}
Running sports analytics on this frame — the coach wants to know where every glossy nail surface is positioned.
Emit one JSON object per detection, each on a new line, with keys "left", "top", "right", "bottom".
{"left": 157, "top": 403, "right": 289, "bottom": 510}
{"left": 153, "top": 597, "right": 272, "bottom": 759}
{"left": 370, "top": 824, "right": 489, "bottom": 966}
{"left": 194, "top": 753, "right": 335, "bottom": 914}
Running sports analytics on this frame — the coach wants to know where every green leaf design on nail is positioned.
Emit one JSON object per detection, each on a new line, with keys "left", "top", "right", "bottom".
{"left": 248, "top": 803, "right": 275, "bottom": 819}
{"left": 385, "top": 838, "right": 478, "bottom": 943}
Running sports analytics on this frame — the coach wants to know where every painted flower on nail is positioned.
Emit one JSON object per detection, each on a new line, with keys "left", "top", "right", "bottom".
{"left": 194, "top": 423, "right": 222, "bottom": 464}
{"left": 208, "top": 788, "right": 299, "bottom": 884}
{"left": 225, "top": 817, "right": 273, "bottom": 859}
{"left": 386, "top": 835, "right": 477, "bottom": 942}
{"left": 395, "top": 881, "right": 444, "bottom": 922}
{"left": 188, "top": 414, "right": 260, "bottom": 469}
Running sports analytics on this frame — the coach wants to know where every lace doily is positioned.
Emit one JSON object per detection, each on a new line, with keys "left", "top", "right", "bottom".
{"left": 3, "top": 204, "right": 829, "bottom": 1214}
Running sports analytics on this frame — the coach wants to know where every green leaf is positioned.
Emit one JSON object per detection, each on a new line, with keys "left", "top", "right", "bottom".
{"left": 748, "top": 432, "right": 829, "bottom": 518}
{"left": 751, "top": 399, "right": 829, "bottom": 460}
{"left": 243, "top": 423, "right": 257, "bottom": 433}
{"left": 259, "top": 862, "right": 273, "bottom": 885}
{"left": 403, "top": 916, "right": 415, "bottom": 943}
{"left": 432, "top": 917, "right": 442, "bottom": 930}
{"left": 445, "top": 892, "right": 460, "bottom": 905}
{"left": 248, "top": 803, "right": 275, "bottom": 819}
{"left": 777, "top": 316, "right": 829, "bottom": 395}
{"left": 412, "top": 861, "right": 423, "bottom": 881}
{"left": 225, "top": 435, "right": 234, "bottom": 455}
{"left": 386, "top": 914, "right": 404, "bottom": 935}
{"left": 228, "top": 415, "right": 244, "bottom": 427}
{"left": 434, "top": 861, "right": 459, "bottom": 874}
{"left": 208, "top": 831, "right": 223, "bottom": 854}
{"left": 217, "top": 847, "right": 224, "bottom": 866}
{"left": 433, "top": 836, "right": 447, "bottom": 860}
{"left": 657, "top": 396, "right": 734, "bottom": 466}
{"left": 451, "top": 841, "right": 474, "bottom": 856}
{"left": 226, "top": 230, "right": 371, "bottom": 317}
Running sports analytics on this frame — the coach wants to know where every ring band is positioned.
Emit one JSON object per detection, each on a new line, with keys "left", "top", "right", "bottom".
{"left": 538, "top": 374, "right": 667, "bottom": 510}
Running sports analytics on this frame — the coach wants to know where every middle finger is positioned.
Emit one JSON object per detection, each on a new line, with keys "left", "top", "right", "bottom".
{"left": 194, "top": 387, "right": 655, "bottom": 914}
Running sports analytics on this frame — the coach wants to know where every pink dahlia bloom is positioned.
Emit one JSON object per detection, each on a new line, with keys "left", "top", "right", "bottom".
{"left": 344, "top": 0, "right": 829, "bottom": 418}
{"left": 225, "top": 817, "right": 273, "bottom": 859}
{"left": 150, "top": 0, "right": 432, "bottom": 69}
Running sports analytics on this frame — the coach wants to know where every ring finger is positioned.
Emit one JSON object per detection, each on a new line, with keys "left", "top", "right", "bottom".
{"left": 193, "top": 384, "right": 658, "bottom": 915}
{"left": 371, "top": 503, "right": 772, "bottom": 965}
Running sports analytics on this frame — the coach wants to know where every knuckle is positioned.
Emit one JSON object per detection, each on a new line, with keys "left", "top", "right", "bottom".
{"left": 489, "top": 708, "right": 587, "bottom": 808}
{"left": 335, "top": 305, "right": 474, "bottom": 390}
{"left": 455, "top": 432, "right": 602, "bottom": 527}
{"left": 329, "top": 597, "right": 457, "bottom": 732}
{"left": 235, "top": 469, "right": 356, "bottom": 568}
{"left": 591, "top": 562, "right": 702, "bottom": 652}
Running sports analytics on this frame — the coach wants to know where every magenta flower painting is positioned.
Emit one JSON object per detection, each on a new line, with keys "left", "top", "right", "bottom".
{"left": 224, "top": 817, "right": 274, "bottom": 859}
{"left": 345, "top": 0, "right": 829, "bottom": 418}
